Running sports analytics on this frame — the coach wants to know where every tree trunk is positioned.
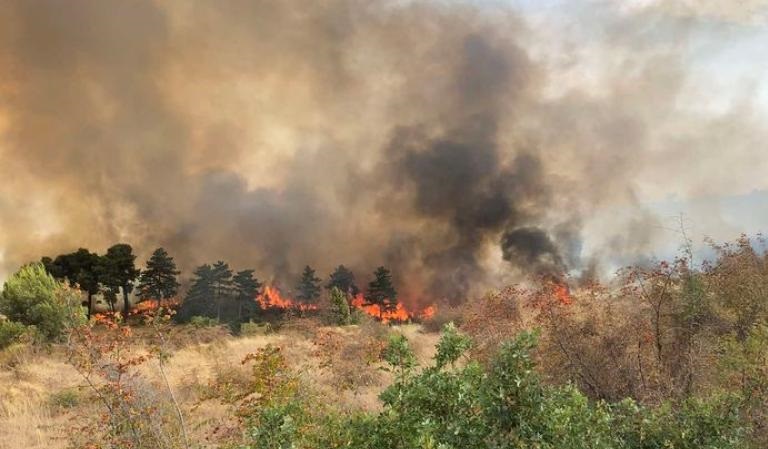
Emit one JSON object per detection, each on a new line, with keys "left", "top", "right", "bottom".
{"left": 122, "top": 287, "right": 130, "bottom": 323}
{"left": 87, "top": 292, "right": 93, "bottom": 320}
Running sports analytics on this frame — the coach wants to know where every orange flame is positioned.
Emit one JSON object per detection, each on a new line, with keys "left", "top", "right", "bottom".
{"left": 129, "top": 298, "right": 181, "bottom": 315}
{"left": 553, "top": 283, "right": 572, "bottom": 305}
{"left": 350, "top": 293, "right": 437, "bottom": 324}
{"left": 257, "top": 285, "right": 319, "bottom": 312}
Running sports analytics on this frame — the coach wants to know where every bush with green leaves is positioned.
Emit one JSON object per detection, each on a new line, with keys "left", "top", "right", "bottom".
{"left": 0, "top": 263, "right": 85, "bottom": 342}
{"left": 0, "top": 319, "right": 27, "bottom": 349}
{"left": 326, "top": 287, "right": 352, "bottom": 326}
{"left": 238, "top": 324, "right": 749, "bottom": 449}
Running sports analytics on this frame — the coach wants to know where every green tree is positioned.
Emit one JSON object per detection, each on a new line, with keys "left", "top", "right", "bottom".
{"left": 0, "top": 263, "right": 85, "bottom": 341}
{"left": 178, "top": 264, "right": 214, "bottom": 322}
{"left": 211, "top": 261, "right": 234, "bottom": 321}
{"left": 296, "top": 265, "right": 321, "bottom": 304}
{"left": 326, "top": 265, "right": 359, "bottom": 296}
{"left": 327, "top": 286, "right": 351, "bottom": 325}
{"left": 136, "top": 247, "right": 181, "bottom": 305}
{"left": 43, "top": 249, "right": 101, "bottom": 319}
{"left": 98, "top": 243, "right": 140, "bottom": 320}
{"left": 234, "top": 269, "right": 262, "bottom": 321}
{"left": 365, "top": 266, "right": 397, "bottom": 320}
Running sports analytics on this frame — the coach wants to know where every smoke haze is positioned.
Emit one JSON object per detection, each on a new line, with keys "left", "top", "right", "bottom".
{"left": 1, "top": 0, "right": 766, "bottom": 304}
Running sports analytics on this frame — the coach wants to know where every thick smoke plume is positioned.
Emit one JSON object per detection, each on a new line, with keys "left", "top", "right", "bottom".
{"left": 0, "top": 1, "right": 765, "bottom": 305}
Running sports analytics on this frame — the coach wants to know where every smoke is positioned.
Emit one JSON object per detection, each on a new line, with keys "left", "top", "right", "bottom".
{"left": 0, "top": 0, "right": 765, "bottom": 304}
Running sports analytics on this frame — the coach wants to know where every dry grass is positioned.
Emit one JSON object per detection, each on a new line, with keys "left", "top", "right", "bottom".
{"left": 0, "top": 321, "right": 437, "bottom": 448}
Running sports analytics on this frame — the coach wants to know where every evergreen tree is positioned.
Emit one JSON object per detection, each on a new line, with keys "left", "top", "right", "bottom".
{"left": 178, "top": 263, "right": 214, "bottom": 321}
{"left": 98, "top": 243, "right": 140, "bottom": 319}
{"left": 365, "top": 266, "right": 397, "bottom": 320}
{"left": 326, "top": 265, "right": 359, "bottom": 296}
{"left": 233, "top": 269, "right": 262, "bottom": 321}
{"left": 137, "top": 248, "right": 181, "bottom": 306}
{"left": 296, "top": 265, "right": 321, "bottom": 304}
{"left": 328, "top": 286, "right": 352, "bottom": 325}
{"left": 43, "top": 248, "right": 100, "bottom": 319}
{"left": 211, "top": 261, "right": 234, "bottom": 321}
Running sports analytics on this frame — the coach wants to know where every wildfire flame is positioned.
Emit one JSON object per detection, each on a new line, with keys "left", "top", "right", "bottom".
{"left": 257, "top": 285, "right": 319, "bottom": 312}
{"left": 256, "top": 285, "right": 436, "bottom": 323}
{"left": 349, "top": 293, "right": 435, "bottom": 323}
{"left": 553, "top": 282, "right": 572, "bottom": 305}
{"left": 129, "top": 298, "right": 181, "bottom": 315}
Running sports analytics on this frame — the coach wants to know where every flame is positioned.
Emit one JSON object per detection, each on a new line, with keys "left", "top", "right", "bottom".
{"left": 129, "top": 298, "right": 181, "bottom": 315}
{"left": 254, "top": 285, "right": 436, "bottom": 323}
{"left": 350, "top": 293, "right": 437, "bottom": 324}
{"left": 257, "top": 285, "right": 319, "bottom": 311}
{"left": 553, "top": 282, "right": 572, "bottom": 305}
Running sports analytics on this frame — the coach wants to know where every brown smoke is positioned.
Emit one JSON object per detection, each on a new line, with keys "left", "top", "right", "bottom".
{"left": 0, "top": 1, "right": 764, "bottom": 304}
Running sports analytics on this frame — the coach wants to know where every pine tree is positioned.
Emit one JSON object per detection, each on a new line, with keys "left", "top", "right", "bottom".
{"left": 296, "top": 265, "right": 321, "bottom": 304}
{"left": 211, "top": 261, "right": 234, "bottom": 321}
{"left": 233, "top": 269, "right": 262, "bottom": 321}
{"left": 326, "top": 265, "right": 359, "bottom": 296}
{"left": 365, "top": 266, "right": 397, "bottom": 320}
{"left": 137, "top": 248, "right": 181, "bottom": 306}
{"left": 43, "top": 248, "right": 101, "bottom": 319}
{"left": 98, "top": 243, "right": 140, "bottom": 319}
{"left": 179, "top": 263, "right": 214, "bottom": 321}
{"left": 328, "top": 286, "right": 352, "bottom": 325}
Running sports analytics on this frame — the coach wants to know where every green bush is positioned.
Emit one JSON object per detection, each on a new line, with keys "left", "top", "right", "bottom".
{"left": 0, "top": 263, "right": 84, "bottom": 342}
{"left": 189, "top": 315, "right": 220, "bottom": 328}
{"left": 0, "top": 319, "right": 27, "bottom": 349}
{"left": 240, "top": 320, "right": 272, "bottom": 336}
{"left": 326, "top": 287, "right": 352, "bottom": 326}
{"left": 239, "top": 327, "right": 749, "bottom": 449}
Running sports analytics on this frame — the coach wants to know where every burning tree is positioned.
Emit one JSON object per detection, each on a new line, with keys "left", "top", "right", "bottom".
{"left": 364, "top": 266, "right": 397, "bottom": 320}
{"left": 137, "top": 247, "right": 181, "bottom": 306}
{"left": 295, "top": 265, "right": 321, "bottom": 305}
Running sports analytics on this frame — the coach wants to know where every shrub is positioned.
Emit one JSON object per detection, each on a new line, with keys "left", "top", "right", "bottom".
{"left": 49, "top": 388, "right": 81, "bottom": 410}
{"left": 421, "top": 304, "right": 464, "bottom": 333}
{"left": 189, "top": 315, "right": 220, "bottom": 327}
{"left": 0, "top": 319, "right": 27, "bottom": 349}
{"left": 325, "top": 287, "right": 352, "bottom": 326}
{"left": 240, "top": 320, "right": 272, "bottom": 336}
{"left": 0, "top": 263, "right": 85, "bottom": 341}
{"left": 238, "top": 327, "right": 749, "bottom": 449}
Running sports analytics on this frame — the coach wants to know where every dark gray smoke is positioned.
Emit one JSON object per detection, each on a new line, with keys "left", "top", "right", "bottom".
{"left": 0, "top": 0, "right": 763, "bottom": 304}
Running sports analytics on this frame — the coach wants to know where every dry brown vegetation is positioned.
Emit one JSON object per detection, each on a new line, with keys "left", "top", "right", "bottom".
{"left": 0, "top": 319, "right": 437, "bottom": 449}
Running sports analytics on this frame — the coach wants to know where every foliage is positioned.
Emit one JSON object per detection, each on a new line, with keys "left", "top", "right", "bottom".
{"left": 237, "top": 327, "right": 748, "bottom": 449}
{"left": 42, "top": 248, "right": 101, "bottom": 316}
{"left": 66, "top": 311, "right": 190, "bottom": 449}
{"left": 296, "top": 265, "right": 321, "bottom": 304}
{"left": 326, "top": 265, "right": 359, "bottom": 296}
{"left": 98, "top": 243, "right": 141, "bottom": 316}
{"left": 189, "top": 315, "right": 220, "bottom": 328}
{"left": 233, "top": 269, "right": 262, "bottom": 321}
{"left": 0, "top": 263, "right": 85, "bottom": 341}
{"left": 137, "top": 247, "right": 181, "bottom": 302}
{"left": 0, "top": 319, "right": 27, "bottom": 349}
{"left": 326, "top": 286, "right": 352, "bottom": 325}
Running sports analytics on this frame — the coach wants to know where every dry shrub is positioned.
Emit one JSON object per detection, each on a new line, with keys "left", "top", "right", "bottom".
{"left": 311, "top": 327, "right": 386, "bottom": 392}
{"left": 421, "top": 305, "right": 464, "bottom": 333}
{"left": 461, "top": 287, "right": 523, "bottom": 363}
{"left": 279, "top": 316, "right": 323, "bottom": 339}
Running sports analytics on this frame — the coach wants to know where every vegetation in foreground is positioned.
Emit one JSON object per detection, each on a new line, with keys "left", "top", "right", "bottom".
{"left": 0, "top": 234, "right": 767, "bottom": 448}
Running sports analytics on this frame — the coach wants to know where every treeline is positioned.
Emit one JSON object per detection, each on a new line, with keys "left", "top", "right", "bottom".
{"left": 38, "top": 244, "right": 401, "bottom": 326}
{"left": 176, "top": 262, "right": 399, "bottom": 326}
{"left": 41, "top": 246, "right": 180, "bottom": 319}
